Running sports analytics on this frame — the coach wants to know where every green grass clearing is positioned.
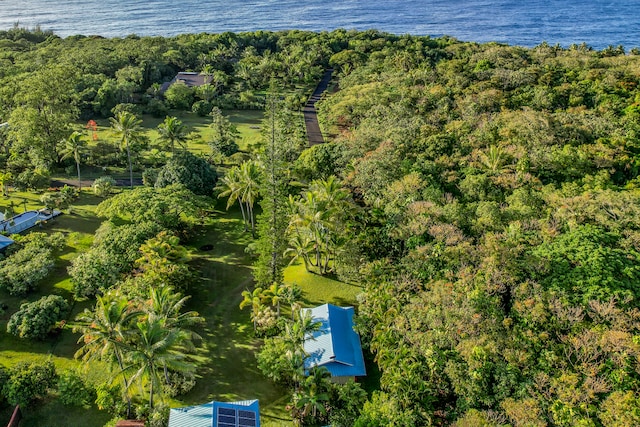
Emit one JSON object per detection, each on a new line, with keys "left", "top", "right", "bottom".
{"left": 0, "top": 194, "right": 296, "bottom": 426}
{"left": 80, "top": 109, "right": 263, "bottom": 157}
{"left": 283, "top": 263, "right": 363, "bottom": 308}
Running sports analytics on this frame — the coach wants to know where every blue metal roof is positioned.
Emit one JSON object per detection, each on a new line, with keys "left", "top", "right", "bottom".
{"left": 169, "top": 400, "right": 260, "bottom": 427}
{"left": 303, "top": 304, "right": 366, "bottom": 377}
{"left": 169, "top": 401, "right": 213, "bottom": 427}
{"left": 0, "top": 210, "right": 61, "bottom": 235}
{"left": 0, "top": 235, "right": 13, "bottom": 250}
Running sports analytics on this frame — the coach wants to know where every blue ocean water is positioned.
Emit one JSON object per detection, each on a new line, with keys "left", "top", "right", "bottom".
{"left": 0, "top": 0, "right": 638, "bottom": 49}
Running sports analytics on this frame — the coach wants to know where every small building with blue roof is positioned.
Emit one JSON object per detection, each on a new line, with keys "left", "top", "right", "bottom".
{"left": 168, "top": 399, "right": 260, "bottom": 427}
{"left": 303, "top": 303, "right": 366, "bottom": 382}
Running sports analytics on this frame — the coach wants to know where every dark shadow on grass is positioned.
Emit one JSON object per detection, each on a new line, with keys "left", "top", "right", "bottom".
{"left": 17, "top": 398, "right": 112, "bottom": 427}
{"left": 261, "top": 413, "right": 291, "bottom": 422}
{"left": 0, "top": 329, "right": 67, "bottom": 357}
{"left": 46, "top": 214, "right": 102, "bottom": 235}
{"left": 300, "top": 294, "right": 361, "bottom": 308}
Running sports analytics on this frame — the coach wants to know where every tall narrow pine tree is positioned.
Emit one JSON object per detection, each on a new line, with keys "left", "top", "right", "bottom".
{"left": 253, "top": 92, "right": 293, "bottom": 288}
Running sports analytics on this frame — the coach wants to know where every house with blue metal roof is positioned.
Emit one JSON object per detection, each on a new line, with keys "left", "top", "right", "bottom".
{"left": 303, "top": 304, "right": 366, "bottom": 382}
{"left": 168, "top": 399, "right": 260, "bottom": 427}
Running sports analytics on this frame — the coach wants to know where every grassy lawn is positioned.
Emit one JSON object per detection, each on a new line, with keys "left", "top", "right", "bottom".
{"left": 79, "top": 109, "right": 263, "bottom": 159}
{"left": 0, "top": 194, "right": 296, "bottom": 425}
{"left": 180, "top": 205, "right": 292, "bottom": 426}
{"left": 0, "top": 191, "right": 103, "bottom": 327}
{"left": 0, "top": 191, "right": 112, "bottom": 426}
{"left": 284, "top": 264, "right": 363, "bottom": 308}
{"left": 55, "top": 109, "right": 263, "bottom": 183}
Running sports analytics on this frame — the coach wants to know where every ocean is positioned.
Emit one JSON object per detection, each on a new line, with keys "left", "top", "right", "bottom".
{"left": 0, "top": 0, "right": 638, "bottom": 49}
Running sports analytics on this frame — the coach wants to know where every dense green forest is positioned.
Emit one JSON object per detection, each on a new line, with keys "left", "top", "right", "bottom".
{"left": 0, "top": 25, "right": 640, "bottom": 426}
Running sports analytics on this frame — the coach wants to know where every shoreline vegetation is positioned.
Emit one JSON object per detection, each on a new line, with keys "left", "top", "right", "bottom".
{"left": 0, "top": 26, "right": 640, "bottom": 426}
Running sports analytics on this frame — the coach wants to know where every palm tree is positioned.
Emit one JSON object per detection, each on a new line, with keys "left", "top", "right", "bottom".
{"left": 60, "top": 131, "right": 87, "bottom": 190}
{"left": 239, "top": 287, "right": 264, "bottom": 332}
{"left": 479, "top": 145, "right": 511, "bottom": 174}
{"left": 217, "top": 160, "right": 261, "bottom": 234}
{"left": 287, "top": 308, "right": 321, "bottom": 345}
{"left": 238, "top": 160, "right": 261, "bottom": 236}
{"left": 147, "top": 285, "right": 203, "bottom": 347}
{"left": 287, "top": 176, "right": 353, "bottom": 275}
{"left": 290, "top": 192, "right": 332, "bottom": 273}
{"left": 217, "top": 166, "right": 247, "bottom": 230}
{"left": 310, "top": 175, "right": 350, "bottom": 208}
{"left": 282, "top": 283, "right": 303, "bottom": 320}
{"left": 235, "top": 62, "right": 255, "bottom": 90}
{"left": 157, "top": 116, "right": 188, "bottom": 154}
{"left": 200, "top": 64, "right": 215, "bottom": 81}
{"left": 284, "top": 232, "right": 314, "bottom": 272}
{"left": 143, "top": 286, "right": 203, "bottom": 388}
{"left": 110, "top": 111, "right": 144, "bottom": 189}
{"left": 262, "top": 282, "right": 286, "bottom": 318}
{"left": 292, "top": 366, "right": 331, "bottom": 422}
{"left": 125, "top": 317, "right": 193, "bottom": 409}
{"left": 74, "top": 290, "right": 142, "bottom": 417}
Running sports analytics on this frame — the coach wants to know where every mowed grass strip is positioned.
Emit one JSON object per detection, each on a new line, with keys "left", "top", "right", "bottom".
{"left": 182, "top": 205, "right": 291, "bottom": 426}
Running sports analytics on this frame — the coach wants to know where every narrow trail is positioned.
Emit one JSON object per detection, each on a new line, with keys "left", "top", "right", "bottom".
{"left": 303, "top": 69, "right": 333, "bottom": 146}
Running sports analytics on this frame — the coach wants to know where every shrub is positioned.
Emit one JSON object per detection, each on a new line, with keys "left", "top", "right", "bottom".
{"left": 2, "top": 360, "right": 57, "bottom": 406}
{"left": 145, "top": 98, "right": 169, "bottom": 118}
{"left": 192, "top": 100, "right": 213, "bottom": 116}
{"left": 7, "top": 295, "right": 70, "bottom": 340}
{"left": 69, "top": 221, "right": 162, "bottom": 297}
{"left": 142, "top": 168, "right": 159, "bottom": 187}
{"left": 111, "top": 103, "right": 142, "bottom": 117}
{"left": 147, "top": 404, "right": 170, "bottom": 427}
{"left": 163, "top": 372, "right": 196, "bottom": 397}
{"left": 14, "top": 168, "right": 50, "bottom": 191}
{"left": 58, "top": 370, "right": 95, "bottom": 406}
{"left": 155, "top": 151, "right": 217, "bottom": 196}
{"left": 0, "top": 232, "right": 63, "bottom": 296}
{"left": 210, "top": 138, "right": 239, "bottom": 158}
{"left": 136, "top": 403, "right": 170, "bottom": 427}
{"left": 256, "top": 336, "right": 298, "bottom": 385}
{"left": 294, "top": 142, "right": 347, "bottom": 181}
{"left": 59, "top": 184, "right": 79, "bottom": 202}
{"left": 0, "top": 366, "right": 8, "bottom": 404}
{"left": 164, "top": 81, "right": 194, "bottom": 110}
{"left": 40, "top": 185, "right": 77, "bottom": 210}
{"left": 0, "top": 246, "right": 54, "bottom": 295}
{"left": 69, "top": 247, "right": 124, "bottom": 298}
{"left": 95, "top": 382, "right": 126, "bottom": 416}
{"left": 93, "top": 176, "right": 117, "bottom": 197}
{"left": 329, "top": 380, "right": 368, "bottom": 427}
